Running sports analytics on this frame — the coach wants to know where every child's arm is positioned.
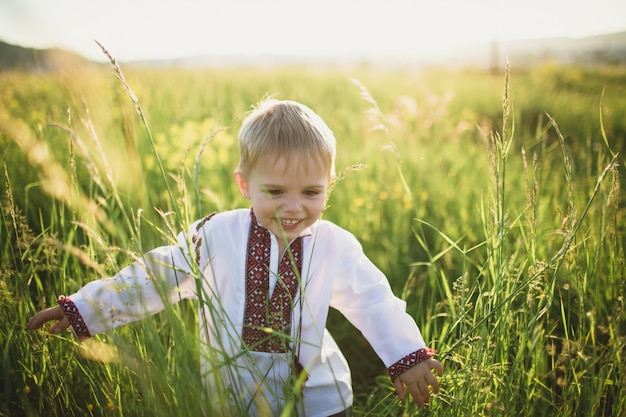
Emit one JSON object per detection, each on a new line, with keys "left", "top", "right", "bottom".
{"left": 26, "top": 229, "right": 201, "bottom": 339}
{"left": 392, "top": 357, "right": 443, "bottom": 408}
{"left": 26, "top": 214, "right": 218, "bottom": 341}
{"left": 325, "top": 226, "right": 444, "bottom": 407}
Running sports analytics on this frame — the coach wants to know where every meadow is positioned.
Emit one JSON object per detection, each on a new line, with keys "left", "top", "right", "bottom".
{"left": 1, "top": 52, "right": 625, "bottom": 416}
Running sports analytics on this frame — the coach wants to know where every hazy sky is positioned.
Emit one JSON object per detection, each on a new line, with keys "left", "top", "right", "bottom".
{"left": 1, "top": 0, "right": 625, "bottom": 62}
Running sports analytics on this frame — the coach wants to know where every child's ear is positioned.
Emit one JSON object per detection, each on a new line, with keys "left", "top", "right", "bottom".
{"left": 233, "top": 172, "right": 251, "bottom": 199}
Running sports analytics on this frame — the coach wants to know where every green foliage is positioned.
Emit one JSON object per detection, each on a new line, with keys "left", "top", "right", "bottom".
{"left": 1, "top": 60, "right": 624, "bottom": 416}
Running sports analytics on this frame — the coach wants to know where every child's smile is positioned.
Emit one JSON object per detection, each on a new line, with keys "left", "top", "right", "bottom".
{"left": 280, "top": 218, "right": 302, "bottom": 229}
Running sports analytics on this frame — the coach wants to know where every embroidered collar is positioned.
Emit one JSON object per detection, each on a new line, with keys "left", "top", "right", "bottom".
{"left": 242, "top": 210, "right": 304, "bottom": 352}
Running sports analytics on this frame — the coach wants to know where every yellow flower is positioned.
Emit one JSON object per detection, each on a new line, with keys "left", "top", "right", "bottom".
{"left": 87, "top": 403, "right": 94, "bottom": 411}
{"left": 23, "top": 385, "right": 31, "bottom": 394}
{"left": 403, "top": 195, "right": 412, "bottom": 209}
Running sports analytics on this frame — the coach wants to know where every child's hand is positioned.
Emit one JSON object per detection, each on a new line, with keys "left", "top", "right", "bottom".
{"left": 393, "top": 358, "right": 443, "bottom": 408}
{"left": 26, "top": 306, "right": 70, "bottom": 335}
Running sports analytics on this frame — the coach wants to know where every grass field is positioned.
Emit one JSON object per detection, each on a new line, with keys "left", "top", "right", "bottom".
{"left": 1, "top": 55, "right": 625, "bottom": 416}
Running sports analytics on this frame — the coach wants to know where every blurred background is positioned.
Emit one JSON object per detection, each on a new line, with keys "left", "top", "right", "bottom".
{"left": 1, "top": 0, "right": 626, "bottom": 70}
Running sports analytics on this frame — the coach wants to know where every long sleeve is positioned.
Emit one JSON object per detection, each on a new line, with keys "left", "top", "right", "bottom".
{"left": 60, "top": 237, "right": 198, "bottom": 337}
{"left": 325, "top": 225, "right": 435, "bottom": 377}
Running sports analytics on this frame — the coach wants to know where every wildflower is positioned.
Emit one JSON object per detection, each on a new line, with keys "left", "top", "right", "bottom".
{"left": 403, "top": 195, "right": 412, "bottom": 210}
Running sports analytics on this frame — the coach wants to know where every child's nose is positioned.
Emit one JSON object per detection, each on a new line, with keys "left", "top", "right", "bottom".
{"left": 282, "top": 196, "right": 302, "bottom": 212}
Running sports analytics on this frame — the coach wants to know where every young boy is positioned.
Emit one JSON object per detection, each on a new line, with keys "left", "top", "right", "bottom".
{"left": 27, "top": 99, "right": 443, "bottom": 416}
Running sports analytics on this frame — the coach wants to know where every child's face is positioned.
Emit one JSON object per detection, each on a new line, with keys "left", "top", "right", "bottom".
{"left": 234, "top": 155, "right": 331, "bottom": 247}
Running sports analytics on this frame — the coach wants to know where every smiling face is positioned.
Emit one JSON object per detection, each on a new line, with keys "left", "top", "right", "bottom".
{"left": 234, "top": 154, "right": 331, "bottom": 253}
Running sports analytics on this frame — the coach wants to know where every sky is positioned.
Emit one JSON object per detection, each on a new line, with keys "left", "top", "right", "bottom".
{"left": 1, "top": 0, "right": 625, "bottom": 62}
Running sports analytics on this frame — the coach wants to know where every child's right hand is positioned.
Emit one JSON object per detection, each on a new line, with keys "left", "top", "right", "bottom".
{"left": 26, "top": 306, "right": 70, "bottom": 335}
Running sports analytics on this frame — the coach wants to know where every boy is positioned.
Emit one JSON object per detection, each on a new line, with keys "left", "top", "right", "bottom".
{"left": 27, "top": 99, "right": 443, "bottom": 416}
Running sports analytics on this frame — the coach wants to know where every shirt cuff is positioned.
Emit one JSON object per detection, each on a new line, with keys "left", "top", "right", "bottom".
{"left": 57, "top": 296, "right": 91, "bottom": 338}
{"left": 387, "top": 347, "right": 436, "bottom": 380}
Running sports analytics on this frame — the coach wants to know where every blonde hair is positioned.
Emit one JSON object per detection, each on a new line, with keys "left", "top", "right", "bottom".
{"left": 235, "top": 99, "right": 336, "bottom": 177}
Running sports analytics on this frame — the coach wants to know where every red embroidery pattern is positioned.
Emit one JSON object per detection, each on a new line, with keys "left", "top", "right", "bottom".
{"left": 387, "top": 347, "right": 436, "bottom": 380}
{"left": 57, "top": 296, "right": 91, "bottom": 338}
{"left": 242, "top": 210, "right": 303, "bottom": 352}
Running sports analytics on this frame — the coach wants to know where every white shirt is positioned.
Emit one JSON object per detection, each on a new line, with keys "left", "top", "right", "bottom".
{"left": 65, "top": 208, "right": 428, "bottom": 416}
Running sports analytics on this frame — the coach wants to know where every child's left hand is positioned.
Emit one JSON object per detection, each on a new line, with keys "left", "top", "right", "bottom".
{"left": 393, "top": 358, "right": 443, "bottom": 408}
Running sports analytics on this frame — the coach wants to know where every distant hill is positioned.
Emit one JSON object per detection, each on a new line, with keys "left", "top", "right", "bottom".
{"left": 125, "top": 31, "right": 626, "bottom": 69}
{"left": 453, "top": 31, "right": 626, "bottom": 69}
{"left": 0, "top": 40, "right": 95, "bottom": 72}
{"left": 2, "top": 31, "right": 626, "bottom": 71}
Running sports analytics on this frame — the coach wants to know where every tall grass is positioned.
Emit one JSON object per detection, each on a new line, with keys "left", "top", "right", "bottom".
{"left": 1, "top": 50, "right": 624, "bottom": 416}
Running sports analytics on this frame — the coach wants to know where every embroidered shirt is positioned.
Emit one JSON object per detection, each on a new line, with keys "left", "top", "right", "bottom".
{"left": 59, "top": 208, "right": 434, "bottom": 417}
